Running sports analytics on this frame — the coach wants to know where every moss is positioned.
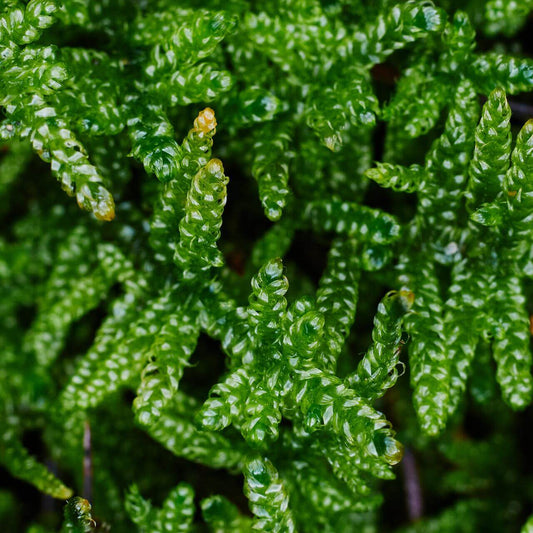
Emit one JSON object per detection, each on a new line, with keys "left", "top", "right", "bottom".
{"left": 2, "top": 1, "right": 533, "bottom": 531}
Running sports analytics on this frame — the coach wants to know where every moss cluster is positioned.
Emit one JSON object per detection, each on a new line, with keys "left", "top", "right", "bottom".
{"left": 3, "top": 1, "right": 533, "bottom": 531}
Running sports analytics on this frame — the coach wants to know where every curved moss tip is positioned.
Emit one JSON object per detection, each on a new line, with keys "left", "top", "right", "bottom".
{"left": 374, "top": 434, "right": 404, "bottom": 465}
{"left": 77, "top": 185, "right": 116, "bottom": 222}
{"left": 94, "top": 202, "right": 116, "bottom": 222}
{"left": 324, "top": 134, "right": 341, "bottom": 152}
{"left": 517, "top": 119, "right": 533, "bottom": 147}
{"left": 206, "top": 157, "right": 224, "bottom": 175}
{"left": 399, "top": 289, "right": 415, "bottom": 309}
{"left": 64, "top": 496, "right": 96, "bottom": 531}
{"left": 263, "top": 257, "right": 284, "bottom": 278}
{"left": 194, "top": 107, "right": 217, "bottom": 135}
{"left": 384, "top": 289, "right": 415, "bottom": 314}
{"left": 488, "top": 86, "right": 507, "bottom": 102}
{"left": 524, "top": 119, "right": 533, "bottom": 138}
{"left": 387, "top": 438, "right": 404, "bottom": 465}
{"left": 57, "top": 486, "right": 74, "bottom": 499}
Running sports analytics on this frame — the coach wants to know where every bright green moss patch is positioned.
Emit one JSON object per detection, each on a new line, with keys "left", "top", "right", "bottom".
{"left": 3, "top": 0, "right": 533, "bottom": 531}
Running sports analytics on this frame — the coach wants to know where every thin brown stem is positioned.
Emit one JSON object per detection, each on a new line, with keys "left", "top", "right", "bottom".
{"left": 402, "top": 447, "right": 423, "bottom": 522}
{"left": 83, "top": 420, "right": 93, "bottom": 503}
